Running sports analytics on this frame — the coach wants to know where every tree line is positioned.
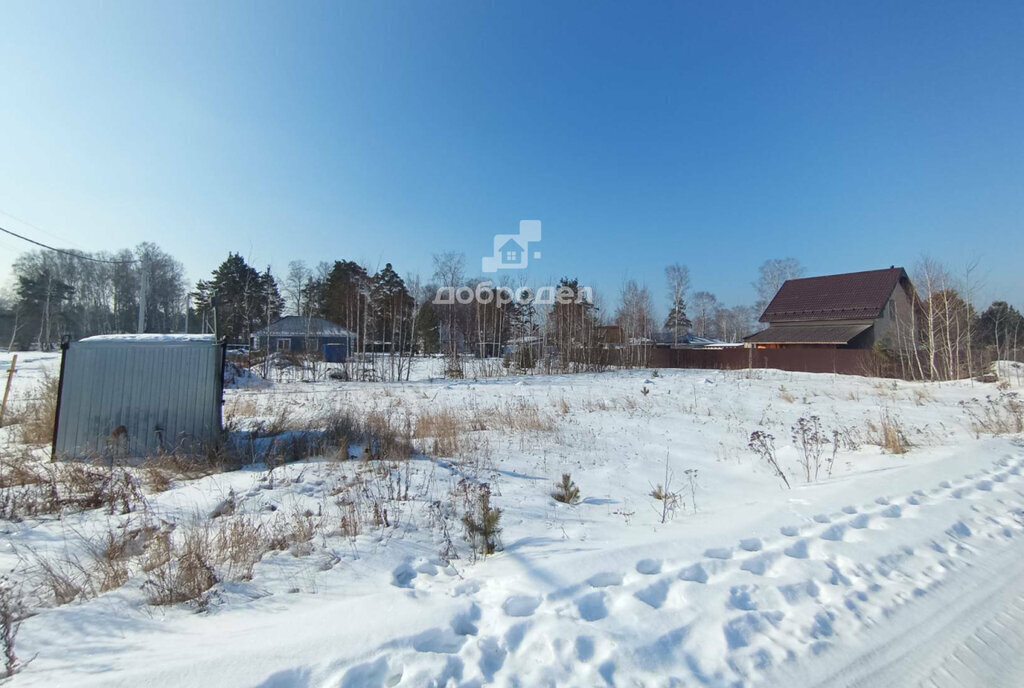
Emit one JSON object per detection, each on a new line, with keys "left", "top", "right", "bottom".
{"left": 1, "top": 245, "right": 1020, "bottom": 381}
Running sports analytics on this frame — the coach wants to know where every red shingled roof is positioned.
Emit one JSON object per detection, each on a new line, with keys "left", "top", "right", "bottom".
{"left": 759, "top": 267, "right": 908, "bottom": 324}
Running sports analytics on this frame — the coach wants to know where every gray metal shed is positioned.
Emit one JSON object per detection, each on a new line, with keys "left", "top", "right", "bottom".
{"left": 53, "top": 334, "right": 225, "bottom": 460}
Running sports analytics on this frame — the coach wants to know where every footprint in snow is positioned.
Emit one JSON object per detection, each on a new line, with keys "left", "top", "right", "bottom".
{"left": 704, "top": 547, "right": 733, "bottom": 560}
{"left": 392, "top": 563, "right": 417, "bottom": 588}
{"left": 679, "top": 563, "right": 709, "bottom": 584}
{"left": 576, "top": 591, "right": 608, "bottom": 621}
{"left": 478, "top": 637, "right": 507, "bottom": 681}
{"left": 575, "top": 635, "right": 595, "bottom": 662}
{"left": 976, "top": 480, "right": 994, "bottom": 491}
{"left": 952, "top": 487, "right": 971, "bottom": 499}
{"left": 339, "top": 657, "right": 394, "bottom": 688}
{"left": 502, "top": 595, "right": 541, "bottom": 618}
{"left": 947, "top": 521, "right": 972, "bottom": 539}
{"left": 882, "top": 505, "right": 902, "bottom": 518}
{"left": 813, "top": 513, "right": 832, "bottom": 524}
{"left": 842, "top": 505, "right": 858, "bottom": 515}
{"left": 875, "top": 497, "right": 891, "bottom": 506}
{"left": 728, "top": 585, "right": 759, "bottom": 611}
{"left": 411, "top": 627, "right": 467, "bottom": 654}
{"left": 850, "top": 513, "right": 871, "bottom": 529}
{"left": 740, "top": 553, "right": 776, "bottom": 576}
{"left": 634, "top": 579, "right": 672, "bottom": 609}
{"left": 939, "top": 480, "right": 953, "bottom": 489}
{"left": 636, "top": 559, "right": 662, "bottom": 575}
{"left": 820, "top": 524, "right": 847, "bottom": 541}
{"left": 784, "top": 539, "right": 811, "bottom": 559}
{"left": 780, "top": 525, "right": 801, "bottom": 537}
{"left": 503, "top": 622, "right": 529, "bottom": 653}
{"left": 587, "top": 572, "right": 623, "bottom": 588}
{"left": 993, "top": 474, "right": 1007, "bottom": 483}
{"left": 739, "top": 538, "right": 763, "bottom": 552}
{"left": 450, "top": 603, "right": 481, "bottom": 636}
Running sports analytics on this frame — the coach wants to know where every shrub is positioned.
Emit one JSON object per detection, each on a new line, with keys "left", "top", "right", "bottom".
{"left": 791, "top": 416, "right": 827, "bottom": 483}
{"left": 748, "top": 430, "right": 790, "bottom": 489}
{"left": 552, "top": 473, "right": 580, "bottom": 505}
{"left": 0, "top": 580, "right": 26, "bottom": 678}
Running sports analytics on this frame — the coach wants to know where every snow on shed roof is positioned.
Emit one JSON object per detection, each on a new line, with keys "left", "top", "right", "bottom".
{"left": 79, "top": 334, "right": 217, "bottom": 344}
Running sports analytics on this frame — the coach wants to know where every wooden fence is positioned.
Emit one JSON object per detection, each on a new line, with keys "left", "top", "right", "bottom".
{"left": 648, "top": 347, "right": 891, "bottom": 377}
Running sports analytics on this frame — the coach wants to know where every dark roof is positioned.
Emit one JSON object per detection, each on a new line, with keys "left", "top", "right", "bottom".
{"left": 759, "top": 267, "right": 908, "bottom": 323}
{"left": 744, "top": 323, "right": 872, "bottom": 345}
{"left": 253, "top": 316, "right": 355, "bottom": 337}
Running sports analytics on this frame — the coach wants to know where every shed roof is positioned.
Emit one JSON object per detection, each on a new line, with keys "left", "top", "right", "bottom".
{"left": 80, "top": 334, "right": 216, "bottom": 345}
{"left": 253, "top": 316, "right": 356, "bottom": 337}
{"left": 759, "top": 267, "right": 907, "bottom": 323}
{"left": 744, "top": 323, "right": 872, "bottom": 345}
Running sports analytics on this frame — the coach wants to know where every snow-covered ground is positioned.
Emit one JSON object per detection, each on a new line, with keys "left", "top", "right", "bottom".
{"left": 1, "top": 351, "right": 1023, "bottom": 687}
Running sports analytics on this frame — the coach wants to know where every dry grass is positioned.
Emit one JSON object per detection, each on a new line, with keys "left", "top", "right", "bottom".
{"left": 7, "top": 374, "right": 59, "bottom": 444}
{"left": 777, "top": 385, "right": 795, "bottom": 403}
{"left": 413, "top": 400, "right": 553, "bottom": 458}
{"left": 144, "top": 525, "right": 218, "bottom": 607}
{"left": 911, "top": 388, "right": 934, "bottom": 406}
{"left": 866, "top": 409, "right": 912, "bottom": 454}
{"left": 959, "top": 392, "right": 1024, "bottom": 436}
{"left": 414, "top": 409, "right": 462, "bottom": 457}
{"left": 213, "top": 515, "right": 268, "bottom": 581}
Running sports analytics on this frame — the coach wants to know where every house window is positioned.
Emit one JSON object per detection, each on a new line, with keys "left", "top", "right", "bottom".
{"left": 276, "top": 339, "right": 290, "bottom": 352}
{"left": 505, "top": 250, "right": 517, "bottom": 261}
{"left": 888, "top": 299, "right": 895, "bottom": 319}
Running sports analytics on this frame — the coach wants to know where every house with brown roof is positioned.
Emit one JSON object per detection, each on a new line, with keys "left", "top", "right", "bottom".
{"left": 745, "top": 267, "right": 914, "bottom": 350}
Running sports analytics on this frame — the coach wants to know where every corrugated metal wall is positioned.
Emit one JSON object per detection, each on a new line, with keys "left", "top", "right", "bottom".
{"left": 53, "top": 339, "right": 224, "bottom": 460}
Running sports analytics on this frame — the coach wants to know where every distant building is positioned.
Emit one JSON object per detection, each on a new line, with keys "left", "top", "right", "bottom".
{"left": 251, "top": 316, "right": 357, "bottom": 362}
{"left": 745, "top": 267, "right": 914, "bottom": 349}
{"left": 53, "top": 334, "right": 224, "bottom": 460}
{"left": 653, "top": 329, "right": 727, "bottom": 348}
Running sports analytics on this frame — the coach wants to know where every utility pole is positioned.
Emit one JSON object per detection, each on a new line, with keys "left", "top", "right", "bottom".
{"left": 264, "top": 271, "right": 273, "bottom": 379}
{"left": 136, "top": 257, "right": 149, "bottom": 334}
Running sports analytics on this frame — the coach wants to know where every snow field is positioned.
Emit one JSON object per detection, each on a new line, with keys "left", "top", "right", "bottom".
{"left": 0, "top": 352, "right": 1022, "bottom": 686}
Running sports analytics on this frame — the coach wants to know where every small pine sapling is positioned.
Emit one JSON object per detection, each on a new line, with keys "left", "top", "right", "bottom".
{"left": 552, "top": 473, "right": 581, "bottom": 505}
{"left": 462, "top": 483, "right": 502, "bottom": 557}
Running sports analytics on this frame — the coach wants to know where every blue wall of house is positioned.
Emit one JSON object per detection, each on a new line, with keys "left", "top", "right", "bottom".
{"left": 255, "top": 335, "right": 354, "bottom": 360}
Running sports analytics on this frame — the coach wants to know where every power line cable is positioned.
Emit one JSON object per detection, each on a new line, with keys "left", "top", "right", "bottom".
{"left": 0, "top": 224, "right": 136, "bottom": 265}
{"left": 0, "top": 209, "right": 87, "bottom": 251}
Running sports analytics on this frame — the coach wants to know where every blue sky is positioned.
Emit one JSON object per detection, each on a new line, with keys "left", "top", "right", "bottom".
{"left": 1, "top": 1, "right": 1021, "bottom": 311}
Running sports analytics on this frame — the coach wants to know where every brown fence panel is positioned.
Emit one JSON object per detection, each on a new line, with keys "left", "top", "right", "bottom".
{"left": 648, "top": 347, "right": 889, "bottom": 377}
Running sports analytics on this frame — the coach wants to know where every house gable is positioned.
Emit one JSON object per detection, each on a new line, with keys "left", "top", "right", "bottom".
{"left": 759, "top": 267, "right": 908, "bottom": 324}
